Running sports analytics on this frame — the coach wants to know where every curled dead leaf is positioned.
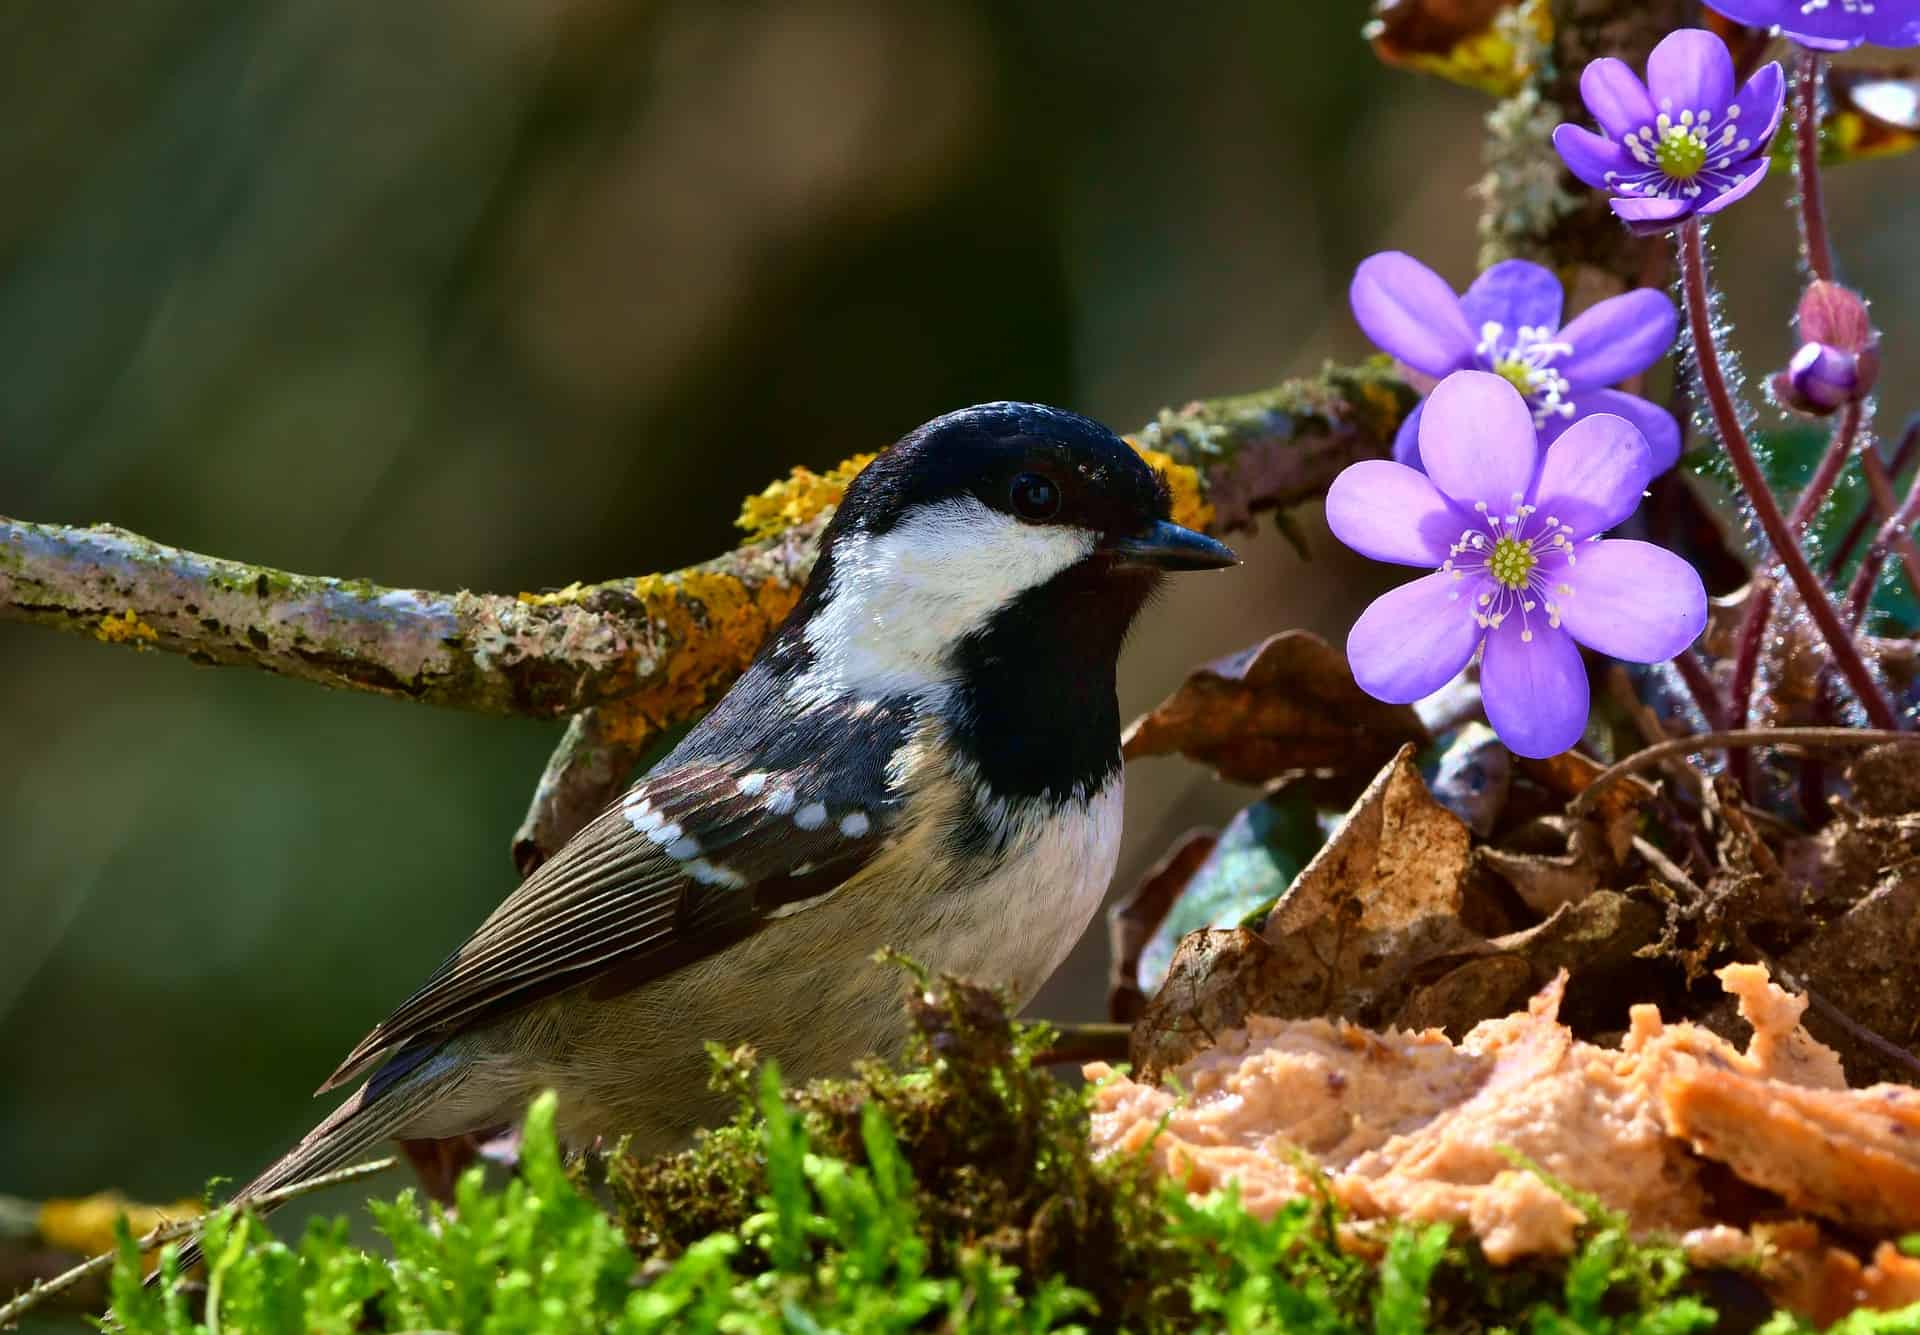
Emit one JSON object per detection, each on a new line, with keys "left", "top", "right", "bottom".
{"left": 1122, "top": 630, "right": 1427, "bottom": 786}
{"left": 1106, "top": 830, "right": 1217, "bottom": 1024}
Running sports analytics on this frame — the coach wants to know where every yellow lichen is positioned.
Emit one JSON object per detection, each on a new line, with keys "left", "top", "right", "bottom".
{"left": 517, "top": 581, "right": 591, "bottom": 608}
{"left": 735, "top": 453, "right": 877, "bottom": 542}
{"left": 38, "top": 1193, "right": 202, "bottom": 1274}
{"left": 95, "top": 609, "right": 158, "bottom": 646}
{"left": 602, "top": 568, "right": 805, "bottom": 748}
{"left": 1129, "top": 443, "right": 1215, "bottom": 534}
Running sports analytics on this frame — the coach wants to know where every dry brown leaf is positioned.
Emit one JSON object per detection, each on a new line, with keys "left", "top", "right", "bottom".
{"left": 1129, "top": 747, "right": 1482, "bottom": 1074}
{"left": 1121, "top": 631, "right": 1427, "bottom": 786}
{"left": 1106, "top": 829, "right": 1218, "bottom": 1024}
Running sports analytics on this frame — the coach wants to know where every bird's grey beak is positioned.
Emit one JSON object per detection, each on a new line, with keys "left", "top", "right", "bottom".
{"left": 1103, "top": 519, "right": 1239, "bottom": 571}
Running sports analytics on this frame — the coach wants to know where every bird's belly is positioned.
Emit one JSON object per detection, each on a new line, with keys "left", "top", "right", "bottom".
{"left": 520, "top": 779, "right": 1124, "bottom": 1149}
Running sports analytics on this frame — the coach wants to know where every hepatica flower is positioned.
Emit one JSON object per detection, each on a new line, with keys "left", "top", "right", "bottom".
{"left": 1351, "top": 252, "right": 1680, "bottom": 473}
{"left": 1328, "top": 371, "right": 1708, "bottom": 759}
{"left": 1552, "top": 29, "right": 1785, "bottom": 235}
{"left": 1772, "top": 280, "right": 1881, "bottom": 415}
{"left": 1704, "top": 0, "right": 1920, "bottom": 50}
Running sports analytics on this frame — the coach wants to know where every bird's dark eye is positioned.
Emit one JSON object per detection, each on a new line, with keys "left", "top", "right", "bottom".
{"left": 1009, "top": 472, "right": 1061, "bottom": 522}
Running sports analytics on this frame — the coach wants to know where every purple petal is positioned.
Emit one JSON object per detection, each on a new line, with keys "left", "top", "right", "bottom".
{"left": 1530, "top": 413, "right": 1653, "bottom": 537}
{"left": 1350, "top": 252, "right": 1477, "bottom": 379}
{"left": 1866, "top": 13, "right": 1920, "bottom": 46}
{"left": 1728, "top": 62, "right": 1786, "bottom": 154}
{"left": 1707, "top": 0, "right": 1902, "bottom": 47}
{"left": 1700, "top": 0, "right": 1781, "bottom": 25}
{"left": 1392, "top": 399, "right": 1427, "bottom": 469}
{"left": 1699, "top": 157, "right": 1771, "bottom": 216}
{"left": 1646, "top": 28, "right": 1735, "bottom": 116}
{"left": 1480, "top": 619, "right": 1590, "bottom": 759}
{"left": 1572, "top": 389, "right": 1683, "bottom": 473}
{"left": 1610, "top": 194, "right": 1694, "bottom": 235}
{"left": 1558, "top": 539, "right": 1708, "bottom": 662}
{"left": 1326, "top": 461, "right": 1464, "bottom": 568}
{"left": 1580, "top": 57, "right": 1658, "bottom": 139}
{"left": 1553, "top": 124, "right": 1633, "bottom": 189}
{"left": 1460, "top": 260, "right": 1563, "bottom": 337}
{"left": 1419, "top": 371, "right": 1540, "bottom": 510}
{"left": 1554, "top": 289, "right": 1677, "bottom": 389}
{"left": 1347, "top": 572, "right": 1486, "bottom": 704}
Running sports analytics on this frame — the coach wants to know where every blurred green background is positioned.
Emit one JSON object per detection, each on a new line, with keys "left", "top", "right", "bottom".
{"left": 3, "top": 0, "right": 1916, "bottom": 1254}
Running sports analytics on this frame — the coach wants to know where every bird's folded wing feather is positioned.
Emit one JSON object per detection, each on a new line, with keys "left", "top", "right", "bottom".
{"left": 321, "top": 707, "right": 914, "bottom": 1092}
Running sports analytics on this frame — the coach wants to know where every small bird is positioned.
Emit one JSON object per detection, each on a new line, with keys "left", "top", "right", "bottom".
{"left": 200, "top": 402, "right": 1235, "bottom": 1236}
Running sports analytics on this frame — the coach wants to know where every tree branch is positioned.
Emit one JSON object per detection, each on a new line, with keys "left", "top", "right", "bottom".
{"left": 1, "top": 360, "right": 1416, "bottom": 866}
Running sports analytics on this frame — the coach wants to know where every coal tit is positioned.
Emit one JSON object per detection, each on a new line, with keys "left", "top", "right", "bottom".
{"left": 204, "top": 401, "right": 1237, "bottom": 1222}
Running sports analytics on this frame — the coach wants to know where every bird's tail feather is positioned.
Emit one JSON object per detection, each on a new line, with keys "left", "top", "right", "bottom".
{"left": 156, "top": 1056, "right": 464, "bottom": 1282}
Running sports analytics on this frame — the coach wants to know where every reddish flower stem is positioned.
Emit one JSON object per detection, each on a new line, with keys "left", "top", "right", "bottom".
{"left": 1793, "top": 48, "right": 1836, "bottom": 282}
{"left": 1677, "top": 219, "right": 1897, "bottom": 729}
{"left": 1671, "top": 647, "right": 1728, "bottom": 731}
{"left": 1844, "top": 467, "right": 1920, "bottom": 624}
{"left": 1827, "top": 423, "right": 1919, "bottom": 577}
{"left": 1725, "top": 402, "right": 1866, "bottom": 791}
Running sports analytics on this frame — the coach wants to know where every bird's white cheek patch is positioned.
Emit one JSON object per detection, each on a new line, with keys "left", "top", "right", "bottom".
{"left": 793, "top": 498, "right": 1096, "bottom": 705}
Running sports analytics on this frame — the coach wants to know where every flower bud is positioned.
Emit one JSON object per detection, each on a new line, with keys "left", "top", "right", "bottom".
{"left": 1769, "top": 280, "right": 1879, "bottom": 416}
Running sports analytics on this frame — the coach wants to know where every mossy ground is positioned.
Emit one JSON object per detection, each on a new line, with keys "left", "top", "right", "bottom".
{"left": 107, "top": 973, "right": 1920, "bottom": 1334}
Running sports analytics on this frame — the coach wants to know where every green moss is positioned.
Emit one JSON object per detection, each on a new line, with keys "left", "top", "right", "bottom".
{"left": 107, "top": 975, "right": 1918, "bottom": 1334}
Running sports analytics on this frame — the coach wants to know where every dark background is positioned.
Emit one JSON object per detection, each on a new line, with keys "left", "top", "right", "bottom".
{"left": 3, "top": 0, "right": 1915, "bottom": 1256}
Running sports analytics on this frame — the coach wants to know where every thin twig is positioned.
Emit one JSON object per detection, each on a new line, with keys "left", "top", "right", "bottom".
{"left": 1031, "top": 1022, "right": 1133, "bottom": 1067}
{"left": 1570, "top": 728, "right": 1920, "bottom": 818}
{"left": 0, "top": 1157, "right": 396, "bottom": 1328}
{"left": 1676, "top": 220, "right": 1898, "bottom": 729}
{"left": 1735, "top": 928, "right": 1920, "bottom": 1083}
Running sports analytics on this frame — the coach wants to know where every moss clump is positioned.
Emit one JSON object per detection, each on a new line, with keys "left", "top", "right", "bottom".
{"left": 609, "top": 969, "right": 1177, "bottom": 1321}
{"left": 104, "top": 973, "right": 1919, "bottom": 1333}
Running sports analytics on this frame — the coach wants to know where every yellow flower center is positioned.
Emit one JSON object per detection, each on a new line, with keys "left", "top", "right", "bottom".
{"left": 1655, "top": 123, "right": 1708, "bottom": 179}
{"left": 1488, "top": 536, "right": 1537, "bottom": 589}
{"left": 1492, "top": 357, "right": 1536, "bottom": 397}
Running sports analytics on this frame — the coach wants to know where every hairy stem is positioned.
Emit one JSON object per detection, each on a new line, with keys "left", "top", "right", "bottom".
{"left": 1792, "top": 48, "right": 1835, "bottom": 282}
{"left": 1677, "top": 219, "right": 1897, "bottom": 729}
{"left": 1669, "top": 648, "right": 1727, "bottom": 732}
{"left": 1845, "top": 463, "right": 1920, "bottom": 625}
{"left": 1724, "top": 400, "right": 1863, "bottom": 790}
{"left": 1828, "top": 421, "right": 1918, "bottom": 577}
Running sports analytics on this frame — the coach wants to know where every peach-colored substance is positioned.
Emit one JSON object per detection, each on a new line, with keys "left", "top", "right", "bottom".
{"left": 1089, "top": 964, "right": 1919, "bottom": 1264}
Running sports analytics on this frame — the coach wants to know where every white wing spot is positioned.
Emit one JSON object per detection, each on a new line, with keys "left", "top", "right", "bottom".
{"left": 795, "top": 802, "right": 828, "bottom": 831}
{"left": 839, "top": 811, "right": 870, "bottom": 837}
{"left": 737, "top": 772, "right": 767, "bottom": 797}
{"left": 647, "top": 821, "right": 683, "bottom": 846}
{"left": 622, "top": 796, "right": 665, "bottom": 836}
{"left": 665, "top": 834, "right": 702, "bottom": 861}
{"left": 686, "top": 858, "right": 746, "bottom": 888}
{"left": 765, "top": 787, "right": 797, "bottom": 816}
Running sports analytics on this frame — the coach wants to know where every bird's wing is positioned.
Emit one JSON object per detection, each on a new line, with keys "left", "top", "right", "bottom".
{"left": 320, "top": 701, "right": 916, "bottom": 1092}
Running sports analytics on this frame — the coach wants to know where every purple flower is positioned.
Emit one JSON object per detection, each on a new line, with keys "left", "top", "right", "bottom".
{"left": 1350, "top": 252, "right": 1681, "bottom": 474}
{"left": 1771, "top": 279, "right": 1881, "bottom": 414}
{"left": 1327, "top": 371, "right": 1708, "bottom": 759}
{"left": 1552, "top": 29, "right": 1785, "bottom": 235}
{"left": 1704, "top": 0, "right": 1920, "bottom": 50}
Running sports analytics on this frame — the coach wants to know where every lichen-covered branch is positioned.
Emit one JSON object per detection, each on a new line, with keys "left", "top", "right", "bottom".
{"left": 1, "top": 361, "right": 1415, "bottom": 865}
{"left": 0, "top": 1190, "right": 201, "bottom": 1318}
{"left": 0, "top": 515, "right": 824, "bottom": 721}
